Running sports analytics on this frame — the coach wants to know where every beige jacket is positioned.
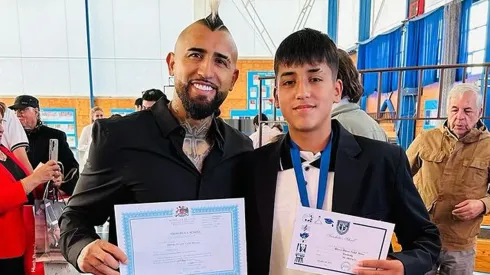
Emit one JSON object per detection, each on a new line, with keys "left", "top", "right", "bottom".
{"left": 407, "top": 121, "right": 490, "bottom": 251}
{"left": 332, "top": 102, "right": 388, "bottom": 142}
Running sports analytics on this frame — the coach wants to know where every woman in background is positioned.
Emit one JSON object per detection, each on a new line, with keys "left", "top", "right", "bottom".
{"left": 78, "top": 106, "right": 104, "bottom": 170}
{"left": 333, "top": 49, "right": 388, "bottom": 142}
{"left": 0, "top": 103, "right": 61, "bottom": 275}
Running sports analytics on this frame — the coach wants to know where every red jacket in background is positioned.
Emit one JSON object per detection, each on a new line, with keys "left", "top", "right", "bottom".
{"left": 0, "top": 145, "right": 39, "bottom": 274}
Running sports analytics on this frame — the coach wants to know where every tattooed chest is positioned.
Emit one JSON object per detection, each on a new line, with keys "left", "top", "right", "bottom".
{"left": 182, "top": 135, "right": 212, "bottom": 172}
{"left": 179, "top": 117, "right": 214, "bottom": 172}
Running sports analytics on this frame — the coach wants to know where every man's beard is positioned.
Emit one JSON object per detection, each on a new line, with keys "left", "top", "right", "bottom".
{"left": 23, "top": 120, "right": 41, "bottom": 133}
{"left": 176, "top": 80, "right": 227, "bottom": 120}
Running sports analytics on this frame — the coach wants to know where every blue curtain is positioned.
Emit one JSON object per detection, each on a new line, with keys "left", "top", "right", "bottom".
{"left": 398, "top": 94, "right": 417, "bottom": 150}
{"left": 357, "top": 26, "right": 402, "bottom": 96}
{"left": 398, "top": 7, "right": 443, "bottom": 150}
{"left": 457, "top": 0, "right": 472, "bottom": 81}
{"left": 404, "top": 7, "right": 444, "bottom": 87}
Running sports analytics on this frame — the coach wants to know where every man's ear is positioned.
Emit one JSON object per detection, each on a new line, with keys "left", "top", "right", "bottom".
{"left": 166, "top": 53, "right": 175, "bottom": 76}
{"left": 333, "top": 79, "right": 343, "bottom": 103}
{"left": 230, "top": 69, "right": 240, "bottom": 91}
{"left": 273, "top": 87, "right": 280, "bottom": 108}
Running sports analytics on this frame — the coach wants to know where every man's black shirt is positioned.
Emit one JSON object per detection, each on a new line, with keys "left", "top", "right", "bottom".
{"left": 59, "top": 99, "right": 253, "bottom": 270}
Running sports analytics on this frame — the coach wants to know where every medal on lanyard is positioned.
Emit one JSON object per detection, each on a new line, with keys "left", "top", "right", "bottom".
{"left": 290, "top": 131, "right": 333, "bottom": 210}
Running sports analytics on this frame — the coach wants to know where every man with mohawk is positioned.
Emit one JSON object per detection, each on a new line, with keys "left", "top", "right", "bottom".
{"left": 59, "top": 1, "right": 253, "bottom": 274}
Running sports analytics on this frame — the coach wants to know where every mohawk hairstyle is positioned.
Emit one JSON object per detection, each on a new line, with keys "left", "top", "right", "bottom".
{"left": 274, "top": 28, "right": 339, "bottom": 78}
{"left": 197, "top": 0, "right": 227, "bottom": 31}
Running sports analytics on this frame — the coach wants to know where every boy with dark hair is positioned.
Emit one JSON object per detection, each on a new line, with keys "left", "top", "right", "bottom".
{"left": 134, "top": 98, "right": 142, "bottom": 111}
{"left": 141, "top": 89, "right": 168, "bottom": 110}
{"left": 242, "top": 28, "right": 440, "bottom": 274}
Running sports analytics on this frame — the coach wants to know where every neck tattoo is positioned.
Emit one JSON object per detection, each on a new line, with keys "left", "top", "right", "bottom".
{"left": 180, "top": 116, "right": 213, "bottom": 172}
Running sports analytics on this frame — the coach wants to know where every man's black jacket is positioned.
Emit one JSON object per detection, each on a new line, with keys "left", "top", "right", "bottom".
{"left": 59, "top": 99, "right": 253, "bottom": 271}
{"left": 241, "top": 121, "right": 441, "bottom": 275}
{"left": 27, "top": 124, "right": 79, "bottom": 195}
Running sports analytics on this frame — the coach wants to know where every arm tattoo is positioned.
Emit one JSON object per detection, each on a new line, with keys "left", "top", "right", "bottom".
{"left": 181, "top": 117, "right": 213, "bottom": 172}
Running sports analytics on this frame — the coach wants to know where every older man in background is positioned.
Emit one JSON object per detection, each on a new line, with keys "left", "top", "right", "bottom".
{"left": 9, "top": 95, "right": 79, "bottom": 196}
{"left": 407, "top": 83, "right": 490, "bottom": 274}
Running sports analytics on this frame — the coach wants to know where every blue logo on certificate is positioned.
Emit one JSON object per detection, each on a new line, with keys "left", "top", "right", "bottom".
{"left": 336, "top": 220, "right": 350, "bottom": 235}
{"left": 299, "top": 232, "right": 309, "bottom": 240}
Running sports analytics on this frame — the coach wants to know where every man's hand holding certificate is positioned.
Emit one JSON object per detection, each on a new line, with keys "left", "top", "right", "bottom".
{"left": 287, "top": 206, "right": 399, "bottom": 275}
{"left": 114, "top": 198, "right": 247, "bottom": 275}
{"left": 355, "top": 258, "right": 404, "bottom": 274}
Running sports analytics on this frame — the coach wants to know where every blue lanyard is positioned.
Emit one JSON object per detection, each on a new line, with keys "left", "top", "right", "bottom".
{"left": 290, "top": 132, "right": 333, "bottom": 210}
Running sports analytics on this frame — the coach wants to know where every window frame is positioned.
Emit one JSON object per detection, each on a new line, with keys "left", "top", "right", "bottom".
{"left": 467, "top": 0, "right": 488, "bottom": 75}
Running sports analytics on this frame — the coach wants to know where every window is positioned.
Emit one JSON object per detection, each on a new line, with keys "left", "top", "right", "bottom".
{"left": 370, "top": 0, "right": 406, "bottom": 36}
{"left": 425, "top": 0, "right": 452, "bottom": 12}
{"left": 338, "top": 0, "right": 360, "bottom": 49}
{"left": 436, "top": 14, "right": 444, "bottom": 79}
{"left": 467, "top": 0, "right": 488, "bottom": 75}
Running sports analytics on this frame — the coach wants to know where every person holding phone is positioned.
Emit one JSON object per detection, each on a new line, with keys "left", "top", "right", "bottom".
{"left": 9, "top": 95, "right": 79, "bottom": 196}
{"left": 0, "top": 103, "right": 62, "bottom": 275}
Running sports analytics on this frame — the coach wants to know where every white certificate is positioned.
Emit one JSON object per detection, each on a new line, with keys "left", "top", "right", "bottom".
{"left": 287, "top": 206, "right": 394, "bottom": 275}
{"left": 114, "top": 198, "right": 247, "bottom": 275}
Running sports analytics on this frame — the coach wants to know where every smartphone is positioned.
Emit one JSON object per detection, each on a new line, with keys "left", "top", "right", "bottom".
{"left": 49, "top": 139, "right": 59, "bottom": 162}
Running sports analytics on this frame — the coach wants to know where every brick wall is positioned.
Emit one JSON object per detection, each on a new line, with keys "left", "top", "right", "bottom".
{"left": 220, "top": 59, "right": 274, "bottom": 118}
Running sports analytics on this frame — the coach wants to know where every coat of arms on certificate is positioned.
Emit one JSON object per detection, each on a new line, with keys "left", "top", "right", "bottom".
{"left": 175, "top": 206, "right": 189, "bottom": 217}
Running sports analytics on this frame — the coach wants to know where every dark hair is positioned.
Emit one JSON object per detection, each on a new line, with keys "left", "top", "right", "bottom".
{"left": 274, "top": 28, "right": 339, "bottom": 78}
{"left": 110, "top": 114, "right": 122, "bottom": 119}
{"left": 135, "top": 98, "right": 142, "bottom": 106}
{"left": 337, "top": 49, "right": 363, "bottom": 103}
{"left": 196, "top": 13, "right": 228, "bottom": 32}
{"left": 142, "top": 89, "right": 166, "bottom": 102}
{"left": 253, "top": 113, "right": 268, "bottom": 126}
